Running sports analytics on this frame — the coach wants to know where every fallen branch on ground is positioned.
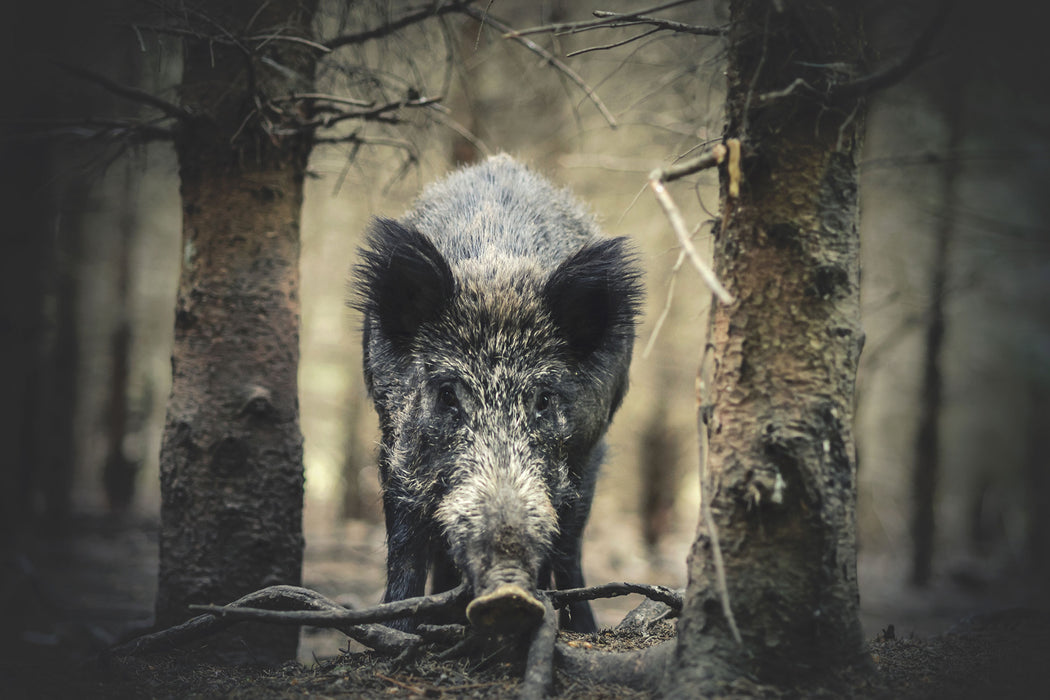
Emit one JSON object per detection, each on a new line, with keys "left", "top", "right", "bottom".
{"left": 111, "top": 580, "right": 681, "bottom": 695}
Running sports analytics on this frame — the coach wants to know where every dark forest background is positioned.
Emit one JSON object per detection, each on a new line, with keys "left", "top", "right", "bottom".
{"left": 2, "top": 0, "right": 1048, "bottom": 660}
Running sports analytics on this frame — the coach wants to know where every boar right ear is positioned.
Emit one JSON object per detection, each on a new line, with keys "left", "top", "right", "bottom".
{"left": 354, "top": 218, "right": 455, "bottom": 351}
{"left": 543, "top": 237, "right": 643, "bottom": 361}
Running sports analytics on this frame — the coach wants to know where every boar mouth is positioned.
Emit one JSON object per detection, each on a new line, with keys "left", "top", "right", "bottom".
{"left": 466, "top": 582, "right": 547, "bottom": 632}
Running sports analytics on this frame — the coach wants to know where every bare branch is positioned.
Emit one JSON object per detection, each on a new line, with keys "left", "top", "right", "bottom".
{"left": 754, "top": 77, "right": 816, "bottom": 104}
{"left": 246, "top": 32, "right": 331, "bottom": 53}
{"left": 325, "top": 1, "right": 479, "bottom": 50}
{"left": 702, "top": 498, "right": 744, "bottom": 646}
{"left": 643, "top": 248, "right": 687, "bottom": 359}
{"left": 425, "top": 105, "right": 492, "bottom": 158}
{"left": 287, "top": 96, "right": 443, "bottom": 133}
{"left": 546, "top": 582, "right": 683, "bottom": 613}
{"left": 648, "top": 160, "right": 735, "bottom": 305}
{"left": 190, "top": 581, "right": 470, "bottom": 628}
{"left": 651, "top": 143, "right": 726, "bottom": 183}
{"left": 462, "top": 5, "right": 618, "bottom": 128}
{"left": 4, "top": 118, "right": 174, "bottom": 143}
{"left": 507, "top": 0, "right": 703, "bottom": 38}
{"left": 275, "top": 92, "right": 372, "bottom": 108}
{"left": 565, "top": 28, "right": 662, "bottom": 58}
{"left": 591, "top": 10, "right": 727, "bottom": 36}
{"left": 830, "top": 0, "right": 951, "bottom": 98}
{"left": 111, "top": 585, "right": 423, "bottom": 657}
{"left": 53, "top": 62, "right": 194, "bottom": 122}
{"left": 519, "top": 596, "right": 557, "bottom": 700}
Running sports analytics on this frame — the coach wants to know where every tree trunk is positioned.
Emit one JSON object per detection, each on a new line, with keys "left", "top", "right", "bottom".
{"left": 156, "top": 0, "right": 318, "bottom": 662}
{"left": 910, "top": 79, "right": 966, "bottom": 587}
{"left": 103, "top": 159, "right": 137, "bottom": 513}
{"left": 665, "top": 1, "right": 868, "bottom": 691}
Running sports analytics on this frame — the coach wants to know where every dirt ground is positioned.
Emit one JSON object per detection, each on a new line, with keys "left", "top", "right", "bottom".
{"left": 3, "top": 509, "right": 1049, "bottom": 698}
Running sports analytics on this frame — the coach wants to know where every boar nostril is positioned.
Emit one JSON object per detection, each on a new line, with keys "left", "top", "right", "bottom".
{"left": 466, "top": 583, "right": 546, "bottom": 632}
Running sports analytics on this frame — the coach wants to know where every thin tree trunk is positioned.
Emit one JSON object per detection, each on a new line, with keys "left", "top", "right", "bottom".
{"left": 910, "top": 83, "right": 966, "bottom": 587}
{"left": 665, "top": 1, "right": 868, "bottom": 691}
{"left": 155, "top": 0, "right": 318, "bottom": 662}
{"left": 103, "top": 158, "right": 137, "bottom": 513}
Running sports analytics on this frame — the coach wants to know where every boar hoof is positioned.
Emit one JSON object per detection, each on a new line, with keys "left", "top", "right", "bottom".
{"left": 466, "top": 584, "right": 546, "bottom": 632}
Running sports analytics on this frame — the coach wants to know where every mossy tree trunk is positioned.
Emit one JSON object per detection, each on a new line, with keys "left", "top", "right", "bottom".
{"left": 156, "top": 0, "right": 318, "bottom": 662}
{"left": 665, "top": 1, "right": 869, "bottom": 692}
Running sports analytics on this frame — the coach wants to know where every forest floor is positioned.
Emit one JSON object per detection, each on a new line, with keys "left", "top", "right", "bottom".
{"left": 3, "top": 508, "right": 1049, "bottom": 699}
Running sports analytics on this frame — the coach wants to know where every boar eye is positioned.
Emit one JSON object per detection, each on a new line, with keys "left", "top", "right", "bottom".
{"left": 437, "top": 384, "right": 459, "bottom": 412}
{"left": 533, "top": 390, "right": 553, "bottom": 418}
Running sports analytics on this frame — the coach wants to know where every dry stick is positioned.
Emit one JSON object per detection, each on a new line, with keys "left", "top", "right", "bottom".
{"left": 519, "top": 596, "right": 558, "bottom": 700}
{"left": 110, "top": 585, "right": 424, "bottom": 657}
{"left": 463, "top": 6, "right": 618, "bottom": 128}
{"left": 702, "top": 502, "right": 743, "bottom": 646}
{"left": 324, "top": 0, "right": 479, "bottom": 49}
{"left": 648, "top": 169, "right": 734, "bottom": 305}
{"left": 507, "top": 0, "right": 701, "bottom": 37}
{"left": 590, "top": 10, "right": 727, "bottom": 36}
{"left": 190, "top": 582, "right": 470, "bottom": 628}
{"left": 53, "top": 61, "right": 195, "bottom": 122}
{"left": 829, "top": 0, "right": 951, "bottom": 98}
{"left": 565, "top": 27, "right": 662, "bottom": 58}
{"left": 546, "top": 582, "right": 682, "bottom": 613}
{"left": 643, "top": 249, "right": 687, "bottom": 359}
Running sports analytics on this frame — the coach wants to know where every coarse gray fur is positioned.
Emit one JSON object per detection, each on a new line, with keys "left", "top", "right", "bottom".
{"left": 353, "top": 154, "right": 643, "bottom": 632}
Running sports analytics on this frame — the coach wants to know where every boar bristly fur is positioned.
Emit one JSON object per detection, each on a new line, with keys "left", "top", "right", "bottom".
{"left": 353, "top": 155, "right": 643, "bottom": 632}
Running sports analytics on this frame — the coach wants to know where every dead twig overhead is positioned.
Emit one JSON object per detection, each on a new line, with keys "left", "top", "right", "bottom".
{"left": 547, "top": 582, "right": 683, "bottom": 614}
{"left": 830, "top": 0, "right": 950, "bottom": 97}
{"left": 324, "top": 0, "right": 480, "bottom": 50}
{"left": 53, "top": 61, "right": 194, "bottom": 122}
{"left": 507, "top": 0, "right": 707, "bottom": 38}
{"left": 590, "top": 9, "right": 727, "bottom": 36}
{"left": 461, "top": 5, "right": 618, "bottom": 128}
{"left": 648, "top": 147, "right": 735, "bottom": 306}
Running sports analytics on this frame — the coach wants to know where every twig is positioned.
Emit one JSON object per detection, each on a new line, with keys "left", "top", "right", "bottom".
{"left": 519, "top": 596, "right": 557, "bottom": 700}
{"left": 648, "top": 167, "right": 734, "bottom": 305}
{"left": 325, "top": 0, "right": 479, "bottom": 50}
{"left": 507, "top": 0, "right": 701, "bottom": 37}
{"left": 754, "top": 77, "right": 815, "bottom": 104}
{"left": 643, "top": 248, "right": 687, "bottom": 359}
{"left": 830, "top": 0, "right": 950, "bottom": 97}
{"left": 110, "top": 585, "right": 424, "bottom": 657}
{"left": 566, "top": 28, "right": 662, "bottom": 58}
{"left": 246, "top": 32, "right": 331, "bottom": 53}
{"left": 276, "top": 92, "right": 372, "bottom": 108}
{"left": 53, "top": 62, "right": 195, "bottom": 122}
{"left": 424, "top": 105, "right": 492, "bottom": 158}
{"left": 4, "top": 118, "right": 174, "bottom": 143}
{"left": 190, "top": 582, "right": 470, "bottom": 628}
{"left": 546, "top": 582, "right": 683, "bottom": 613}
{"left": 651, "top": 143, "right": 726, "bottom": 183}
{"left": 462, "top": 5, "right": 618, "bottom": 128}
{"left": 702, "top": 501, "right": 743, "bottom": 646}
{"left": 293, "top": 96, "right": 442, "bottom": 130}
{"left": 591, "top": 10, "right": 727, "bottom": 36}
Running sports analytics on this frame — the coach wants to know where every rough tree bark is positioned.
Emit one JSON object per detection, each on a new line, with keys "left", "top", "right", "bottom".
{"left": 156, "top": 0, "right": 319, "bottom": 662}
{"left": 665, "top": 1, "right": 869, "bottom": 692}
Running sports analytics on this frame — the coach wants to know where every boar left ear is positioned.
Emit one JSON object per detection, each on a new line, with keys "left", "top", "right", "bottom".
{"left": 354, "top": 218, "right": 455, "bottom": 351}
{"left": 543, "top": 238, "right": 644, "bottom": 360}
